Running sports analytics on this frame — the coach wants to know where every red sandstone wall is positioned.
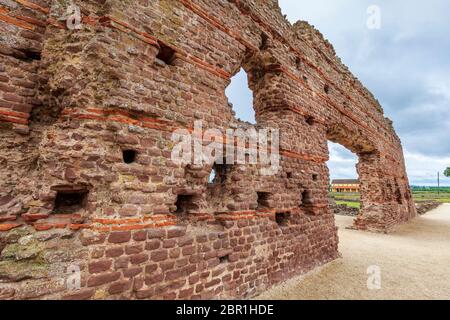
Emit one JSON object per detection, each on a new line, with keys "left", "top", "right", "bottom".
{"left": 0, "top": 0, "right": 414, "bottom": 300}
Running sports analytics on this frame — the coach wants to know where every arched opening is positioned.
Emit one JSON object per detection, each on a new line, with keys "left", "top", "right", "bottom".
{"left": 327, "top": 142, "right": 361, "bottom": 217}
{"left": 326, "top": 123, "right": 391, "bottom": 231}
{"left": 225, "top": 68, "right": 256, "bottom": 124}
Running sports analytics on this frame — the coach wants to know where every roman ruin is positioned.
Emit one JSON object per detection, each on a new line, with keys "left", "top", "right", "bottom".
{"left": 0, "top": 0, "right": 416, "bottom": 300}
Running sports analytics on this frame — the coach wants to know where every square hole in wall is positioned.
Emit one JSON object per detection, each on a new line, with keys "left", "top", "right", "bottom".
{"left": 156, "top": 41, "right": 175, "bottom": 65}
{"left": 295, "top": 57, "right": 302, "bottom": 69}
{"left": 174, "top": 194, "right": 198, "bottom": 214}
{"left": 53, "top": 190, "right": 88, "bottom": 214}
{"left": 305, "top": 116, "right": 315, "bottom": 126}
{"left": 122, "top": 150, "right": 137, "bottom": 164}
{"left": 312, "top": 174, "right": 318, "bottom": 181}
{"left": 300, "top": 189, "right": 316, "bottom": 215}
{"left": 275, "top": 212, "right": 290, "bottom": 226}
{"left": 257, "top": 192, "right": 271, "bottom": 209}
{"left": 219, "top": 254, "right": 230, "bottom": 264}
{"left": 209, "top": 162, "right": 230, "bottom": 185}
{"left": 301, "top": 190, "right": 313, "bottom": 205}
{"left": 16, "top": 49, "right": 41, "bottom": 62}
{"left": 260, "top": 32, "right": 269, "bottom": 50}
{"left": 395, "top": 188, "right": 403, "bottom": 204}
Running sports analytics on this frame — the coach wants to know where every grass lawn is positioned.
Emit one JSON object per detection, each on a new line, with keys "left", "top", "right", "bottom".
{"left": 330, "top": 190, "right": 450, "bottom": 207}
{"left": 411, "top": 191, "right": 450, "bottom": 203}
{"left": 330, "top": 192, "right": 360, "bottom": 201}
{"left": 335, "top": 201, "right": 361, "bottom": 209}
{"left": 330, "top": 190, "right": 450, "bottom": 208}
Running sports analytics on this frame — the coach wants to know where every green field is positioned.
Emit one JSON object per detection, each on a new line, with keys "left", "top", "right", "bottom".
{"left": 330, "top": 192, "right": 360, "bottom": 210}
{"left": 412, "top": 192, "right": 450, "bottom": 203}
{"left": 330, "top": 188, "right": 450, "bottom": 210}
{"left": 410, "top": 187, "right": 450, "bottom": 203}
{"left": 335, "top": 201, "right": 361, "bottom": 209}
{"left": 331, "top": 192, "right": 360, "bottom": 201}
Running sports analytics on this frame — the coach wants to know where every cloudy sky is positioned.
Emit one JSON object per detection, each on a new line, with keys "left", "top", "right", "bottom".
{"left": 227, "top": 0, "right": 450, "bottom": 186}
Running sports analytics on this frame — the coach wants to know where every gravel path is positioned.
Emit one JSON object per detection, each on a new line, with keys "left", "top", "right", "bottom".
{"left": 256, "top": 204, "right": 450, "bottom": 300}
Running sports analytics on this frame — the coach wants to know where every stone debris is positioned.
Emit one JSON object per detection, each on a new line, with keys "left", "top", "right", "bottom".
{"left": 415, "top": 202, "right": 441, "bottom": 215}
{"left": 329, "top": 199, "right": 360, "bottom": 217}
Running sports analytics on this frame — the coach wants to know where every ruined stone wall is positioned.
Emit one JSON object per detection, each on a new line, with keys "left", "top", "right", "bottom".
{"left": 0, "top": 0, "right": 415, "bottom": 300}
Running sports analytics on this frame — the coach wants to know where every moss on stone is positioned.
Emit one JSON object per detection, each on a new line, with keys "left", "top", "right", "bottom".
{"left": 4, "top": 226, "right": 33, "bottom": 244}
{"left": 0, "top": 260, "right": 49, "bottom": 282}
{"left": 1, "top": 239, "right": 45, "bottom": 261}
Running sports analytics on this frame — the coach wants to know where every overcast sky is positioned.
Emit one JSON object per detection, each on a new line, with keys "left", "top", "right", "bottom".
{"left": 227, "top": 0, "right": 450, "bottom": 186}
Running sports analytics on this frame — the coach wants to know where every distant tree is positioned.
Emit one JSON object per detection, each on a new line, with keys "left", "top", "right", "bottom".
{"left": 445, "top": 167, "right": 450, "bottom": 178}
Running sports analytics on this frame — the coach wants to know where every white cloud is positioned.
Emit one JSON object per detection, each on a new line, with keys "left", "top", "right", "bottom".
{"left": 326, "top": 145, "right": 450, "bottom": 186}
{"left": 327, "top": 142, "right": 358, "bottom": 181}
{"left": 229, "top": 1, "right": 450, "bottom": 186}
{"left": 404, "top": 151, "right": 450, "bottom": 186}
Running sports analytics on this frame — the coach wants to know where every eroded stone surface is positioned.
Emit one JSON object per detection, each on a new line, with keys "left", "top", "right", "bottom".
{"left": 0, "top": 0, "right": 415, "bottom": 299}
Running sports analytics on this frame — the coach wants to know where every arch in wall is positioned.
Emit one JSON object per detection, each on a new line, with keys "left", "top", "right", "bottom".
{"left": 226, "top": 41, "right": 274, "bottom": 126}
{"left": 225, "top": 69, "right": 255, "bottom": 124}
{"left": 326, "top": 123, "right": 395, "bottom": 231}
